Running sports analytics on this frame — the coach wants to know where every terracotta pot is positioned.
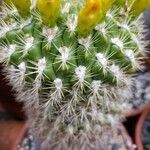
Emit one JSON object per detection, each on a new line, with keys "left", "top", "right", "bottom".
{"left": 0, "top": 94, "right": 27, "bottom": 149}
{"left": 0, "top": 120, "right": 28, "bottom": 150}
{"left": 135, "top": 105, "right": 150, "bottom": 150}
{"left": 142, "top": 57, "right": 150, "bottom": 70}
{"left": 124, "top": 104, "right": 150, "bottom": 150}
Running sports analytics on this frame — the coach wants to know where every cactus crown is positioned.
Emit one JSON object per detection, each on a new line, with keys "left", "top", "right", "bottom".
{"left": 0, "top": 0, "right": 148, "bottom": 149}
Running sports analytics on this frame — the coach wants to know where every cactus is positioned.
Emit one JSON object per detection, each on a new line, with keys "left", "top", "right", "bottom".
{"left": 0, "top": 0, "right": 149, "bottom": 149}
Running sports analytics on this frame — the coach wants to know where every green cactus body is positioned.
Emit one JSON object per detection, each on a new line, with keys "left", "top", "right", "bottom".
{"left": 0, "top": 0, "right": 147, "bottom": 149}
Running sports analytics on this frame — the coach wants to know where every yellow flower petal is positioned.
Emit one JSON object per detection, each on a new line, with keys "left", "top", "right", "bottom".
{"left": 4, "top": 0, "right": 31, "bottom": 17}
{"left": 37, "top": 0, "right": 61, "bottom": 27}
{"left": 128, "top": 0, "right": 150, "bottom": 16}
{"left": 114, "top": 0, "right": 126, "bottom": 6}
{"left": 77, "top": 0, "right": 114, "bottom": 37}
{"left": 101, "top": 0, "right": 114, "bottom": 13}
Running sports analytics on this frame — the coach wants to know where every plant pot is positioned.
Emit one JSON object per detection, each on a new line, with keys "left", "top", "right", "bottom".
{"left": 142, "top": 57, "right": 150, "bottom": 70}
{"left": 0, "top": 120, "right": 28, "bottom": 150}
{"left": 0, "top": 94, "right": 28, "bottom": 150}
{"left": 135, "top": 104, "right": 150, "bottom": 150}
{"left": 124, "top": 104, "right": 150, "bottom": 150}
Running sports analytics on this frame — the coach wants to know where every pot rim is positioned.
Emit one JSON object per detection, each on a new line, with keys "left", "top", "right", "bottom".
{"left": 135, "top": 106, "right": 150, "bottom": 150}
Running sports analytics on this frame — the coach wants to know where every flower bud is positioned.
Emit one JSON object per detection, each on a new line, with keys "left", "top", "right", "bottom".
{"left": 128, "top": 0, "right": 150, "bottom": 16}
{"left": 37, "top": 0, "right": 61, "bottom": 27}
{"left": 78, "top": 0, "right": 113, "bottom": 37}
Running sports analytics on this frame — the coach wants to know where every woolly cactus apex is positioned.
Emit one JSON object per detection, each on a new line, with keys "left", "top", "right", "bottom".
{"left": 128, "top": 0, "right": 150, "bottom": 16}
{"left": 0, "top": 0, "right": 148, "bottom": 149}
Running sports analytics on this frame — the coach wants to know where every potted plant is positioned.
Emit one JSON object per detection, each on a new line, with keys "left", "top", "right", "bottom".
{"left": 0, "top": 0, "right": 150, "bottom": 149}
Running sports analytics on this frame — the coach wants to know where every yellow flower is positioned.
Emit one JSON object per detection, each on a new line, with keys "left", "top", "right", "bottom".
{"left": 128, "top": 0, "right": 150, "bottom": 16}
{"left": 77, "top": 0, "right": 114, "bottom": 37}
{"left": 37, "top": 0, "right": 61, "bottom": 27}
{"left": 101, "top": 0, "right": 114, "bottom": 13}
{"left": 114, "top": 0, "right": 126, "bottom": 6}
{"left": 4, "top": 0, "right": 31, "bottom": 17}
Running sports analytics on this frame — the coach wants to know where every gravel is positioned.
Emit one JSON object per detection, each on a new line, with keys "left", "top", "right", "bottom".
{"left": 142, "top": 114, "right": 150, "bottom": 150}
{"left": 131, "top": 71, "right": 150, "bottom": 109}
{"left": 18, "top": 130, "right": 40, "bottom": 150}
